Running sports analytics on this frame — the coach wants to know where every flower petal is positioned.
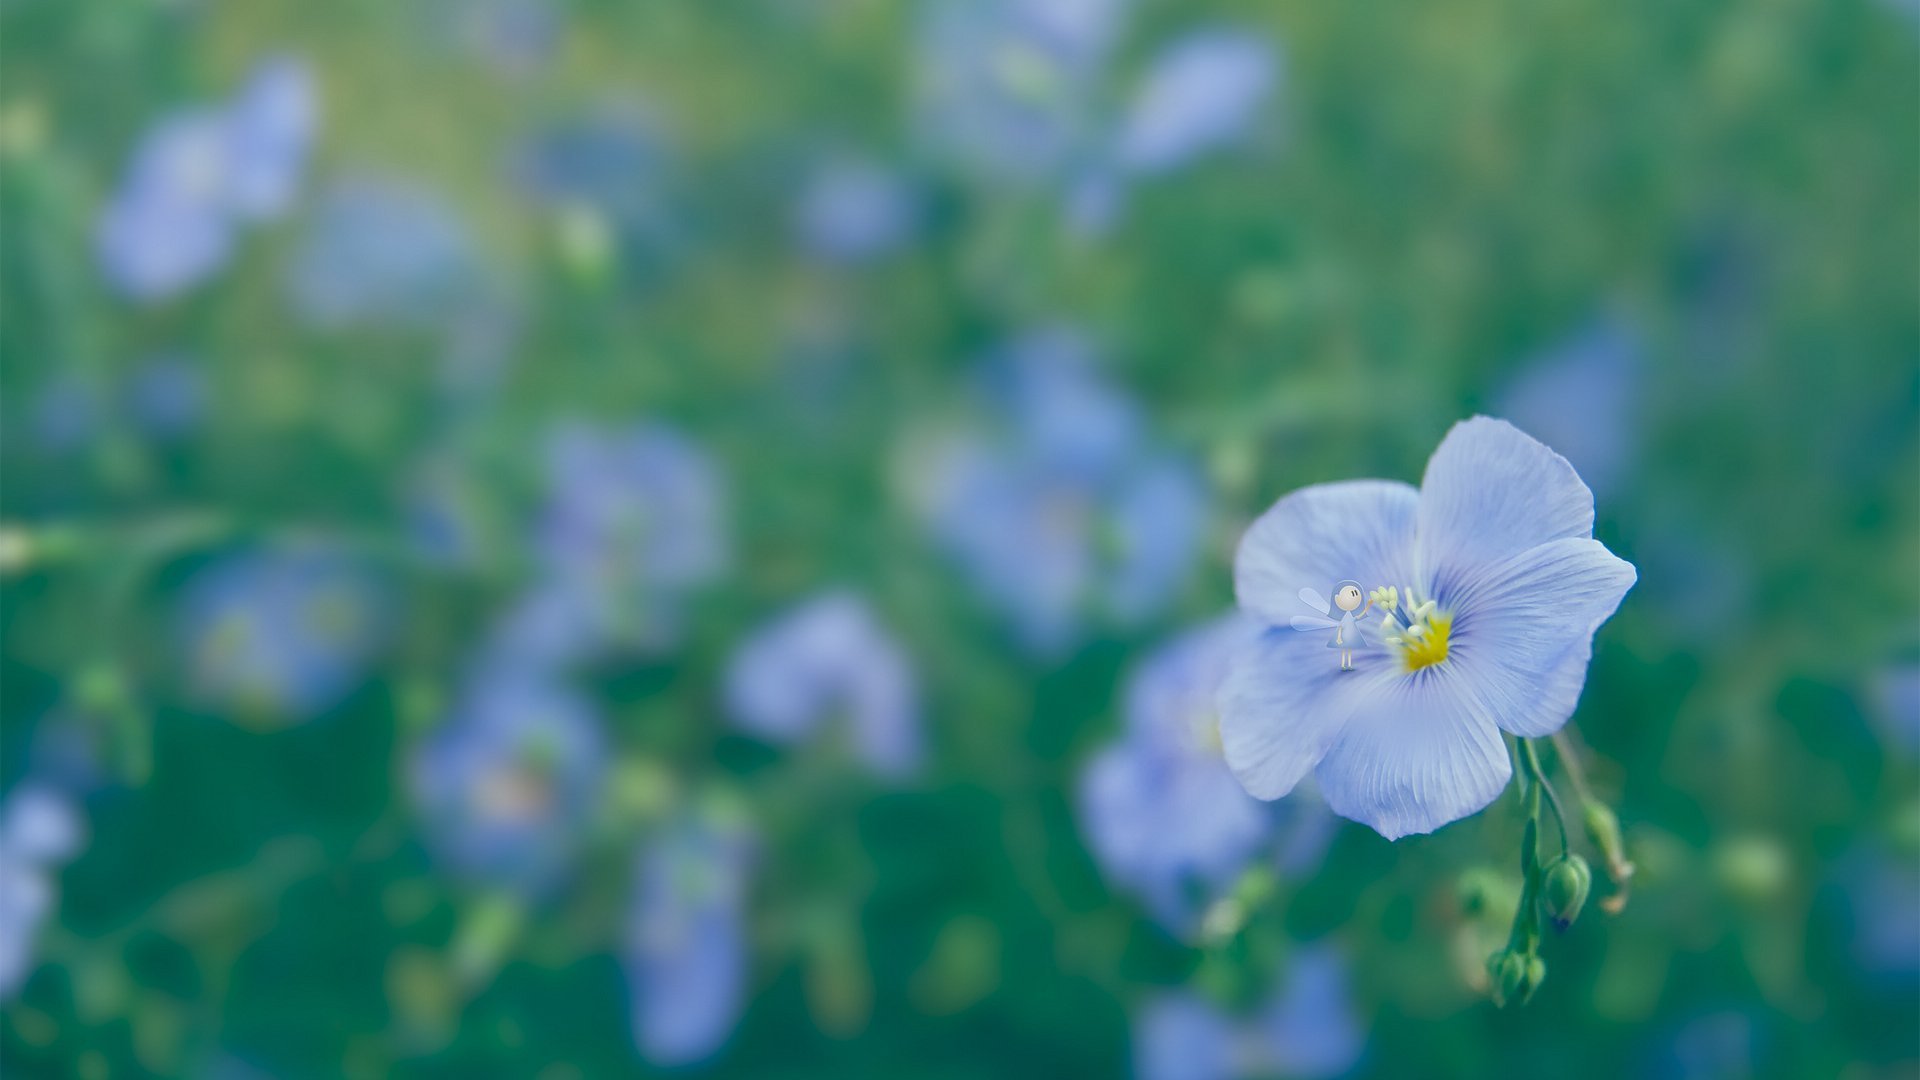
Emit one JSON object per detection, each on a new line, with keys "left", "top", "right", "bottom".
{"left": 1311, "top": 666, "right": 1511, "bottom": 839}
{"left": 1416, "top": 417, "right": 1594, "bottom": 585}
{"left": 1234, "top": 479, "right": 1419, "bottom": 628}
{"left": 1217, "top": 627, "right": 1395, "bottom": 800}
{"left": 1445, "top": 537, "right": 1636, "bottom": 737}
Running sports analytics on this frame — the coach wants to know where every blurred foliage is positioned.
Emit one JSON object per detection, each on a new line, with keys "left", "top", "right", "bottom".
{"left": 1, "top": 0, "right": 1916, "bottom": 1078}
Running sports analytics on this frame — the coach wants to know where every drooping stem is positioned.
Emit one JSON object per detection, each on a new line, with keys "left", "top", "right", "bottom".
{"left": 1549, "top": 729, "right": 1596, "bottom": 806}
{"left": 1518, "top": 737, "right": 1570, "bottom": 855}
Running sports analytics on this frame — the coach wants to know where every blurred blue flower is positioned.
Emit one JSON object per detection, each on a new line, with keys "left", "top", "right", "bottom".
{"left": 724, "top": 591, "right": 921, "bottom": 777}
{"left": 0, "top": 783, "right": 85, "bottom": 1000}
{"left": 512, "top": 104, "right": 667, "bottom": 216}
{"left": 1221, "top": 417, "right": 1636, "bottom": 839}
{"left": 177, "top": 548, "right": 389, "bottom": 722}
{"left": 1081, "top": 615, "right": 1334, "bottom": 934}
{"left": 1869, "top": 664, "right": 1920, "bottom": 753}
{"left": 1493, "top": 318, "right": 1642, "bottom": 499}
{"left": 285, "top": 175, "right": 489, "bottom": 330}
{"left": 510, "top": 103, "right": 679, "bottom": 275}
{"left": 1115, "top": 28, "right": 1279, "bottom": 176}
{"left": 1655, "top": 1010, "right": 1760, "bottom": 1080}
{"left": 220, "top": 59, "right": 320, "bottom": 220}
{"left": 1829, "top": 842, "right": 1920, "bottom": 983}
{"left": 96, "top": 58, "right": 316, "bottom": 302}
{"left": 914, "top": 0, "right": 1131, "bottom": 185}
{"left": 624, "top": 808, "right": 756, "bottom": 1067}
{"left": 1134, "top": 944, "right": 1364, "bottom": 1080}
{"left": 908, "top": 327, "right": 1208, "bottom": 655}
{"left": 1134, "top": 992, "right": 1236, "bottom": 1080}
{"left": 1255, "top": 943, "right": 1366, "bottom": 1079}
{"left": 793, "top": 157, "right": 918, "bottom": 266}
{"left": 527, "top": 422, "right": 729, "bottom": 656}
{"left": 125, "top": 354, "right": 208, "bottom": 440}
{"left": 411, "top": 667, "right": 605, "bottom": 894}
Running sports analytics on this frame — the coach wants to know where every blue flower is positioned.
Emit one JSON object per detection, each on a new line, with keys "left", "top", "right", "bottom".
{"left": 1080, "top": 615, "right": 1334, "bottom": 934}
{"left": 913, "top": 0, "right": 1131, "bottom": 186}
{"left": 526, "top": 422, "right": 729, "bottom": 657}
{"left": 1220, "top": 417, "right": 1636, "bottom": 839}
{"left": 1115, "top": 28, "right": 1279, "bottom": 176}
{"left": 410, "top": 667, "right": 605, "bottom": 895}
{"left": 793, "top": 157, "right": 918, "bottom": 266}
{"left": 284, "top": 175, "right": 489, "bottom": 330}
{"left": 177, "top": 547, "right": 389, "bottom": 723}
{"left": 95, "top": 58, "right": 316, "bottom": 302}
{"left": 1133, "top": 944, "right": 1364, "bottom": 1080}
{"left": 0, "top": 783, "right": 85, "bottom": 1000}
{"left": 907, "top": 327, "right": 1208, "bottom": 654}
{"left": 1493, "top": 319, "right": 1642, "bottom": 499}
{"left": 724, "top": 592, "right": 922, "bottom": 777}
{"left": 624, "top": 808, "right": 756, "bottom": 1067}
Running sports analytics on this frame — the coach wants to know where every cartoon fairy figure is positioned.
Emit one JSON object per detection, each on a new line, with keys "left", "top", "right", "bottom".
{"left": 1290, "top": 580, "right": 1374, "bottom": 671}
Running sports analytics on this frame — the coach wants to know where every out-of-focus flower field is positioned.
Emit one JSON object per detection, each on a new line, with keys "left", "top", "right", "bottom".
{"left": 1, "top": 1, "right": 1915, "bottom": 1077}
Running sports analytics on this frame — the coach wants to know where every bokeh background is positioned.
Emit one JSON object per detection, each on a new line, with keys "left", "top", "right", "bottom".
{"left": 2, "top": 1, "right": 1916, "bottom": 1077}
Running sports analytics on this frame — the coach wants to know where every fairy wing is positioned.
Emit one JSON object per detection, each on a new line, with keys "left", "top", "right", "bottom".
{"left": 1297, "top": 587, "right": 1331, "bottom": 617}
{"left": 1290, "top": 614, "right": 1338, "bottom": 631}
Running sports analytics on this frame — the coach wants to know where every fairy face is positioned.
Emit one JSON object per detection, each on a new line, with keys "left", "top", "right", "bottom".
{"left": 1334, "top": 582, "right": 1364, "bottom": 612}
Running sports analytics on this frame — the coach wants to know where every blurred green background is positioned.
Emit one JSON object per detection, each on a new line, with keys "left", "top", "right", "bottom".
{"left": 2, "top": 0, "right": 1916, "bottom": 1077}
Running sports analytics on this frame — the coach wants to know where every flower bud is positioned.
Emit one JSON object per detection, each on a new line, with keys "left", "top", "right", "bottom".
{"left": 1541, "top": 854, "right": 1592, "bottom": 932}
{"left": 1583, "top": 800, "right": 1636, "bottom": 883}
{"left": 1521, "top": 955, "right": 1547, "bottom": 1005}
{"left": 1487, "top": 949, "right": 1529, "bottom": 1008}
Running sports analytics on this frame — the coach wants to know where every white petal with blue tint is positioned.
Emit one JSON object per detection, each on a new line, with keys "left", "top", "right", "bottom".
{"left": 1445, "top": 537, "right": 1638, "bottom": 737}
{"left": 1233, "top": 479, "right": 1419, "bottom": 628}
{"left": 1310, "top": 664, "right": 1511, "bottom": 840}
{"left": 1416, "top": 417, "right": 1595, "bottom": 582}
{"left": 1217, "top": 628, "right": 1390, "bottom": 800}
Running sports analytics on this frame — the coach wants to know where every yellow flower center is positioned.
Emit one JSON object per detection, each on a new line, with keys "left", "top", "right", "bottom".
{"left": 1377, "top": 586, "right": 1452, "bottom": 673}
{"left": 1399, "top": 612, "right": 1452, "bottom": 672}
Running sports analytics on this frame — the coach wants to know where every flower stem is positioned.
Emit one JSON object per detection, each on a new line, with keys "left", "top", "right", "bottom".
{"left": 1549, "top": 729, "right": 1596, "bottom": 806}
{"left": 1518, "top": 738, "right": 1570, "bottom": 855}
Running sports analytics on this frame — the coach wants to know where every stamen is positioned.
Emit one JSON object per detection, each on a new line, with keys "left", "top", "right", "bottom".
{"left": 1383, "top": 585, "right": 1451, "bottom": 672}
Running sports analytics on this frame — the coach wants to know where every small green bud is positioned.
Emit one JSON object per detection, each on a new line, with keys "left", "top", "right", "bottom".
{"left": 1541, "top": 854, "right": 1593, "bottom": 932}
{"left": 1487, "top": 949, "right": 1529, "bottom": 1008}
{"left": 1521, "top": 955, "right": 1547, "bottom": 1005}
{"left": 1583, "top": 800, "right": 1636, "bottom": 884}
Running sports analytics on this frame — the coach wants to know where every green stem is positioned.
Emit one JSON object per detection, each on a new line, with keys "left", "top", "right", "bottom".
{"left": 1549, "top": 729, "right": 1596, "bottom": 805}
{"left": 1518, "top": 737, "right": 1570, "bottom": 855}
